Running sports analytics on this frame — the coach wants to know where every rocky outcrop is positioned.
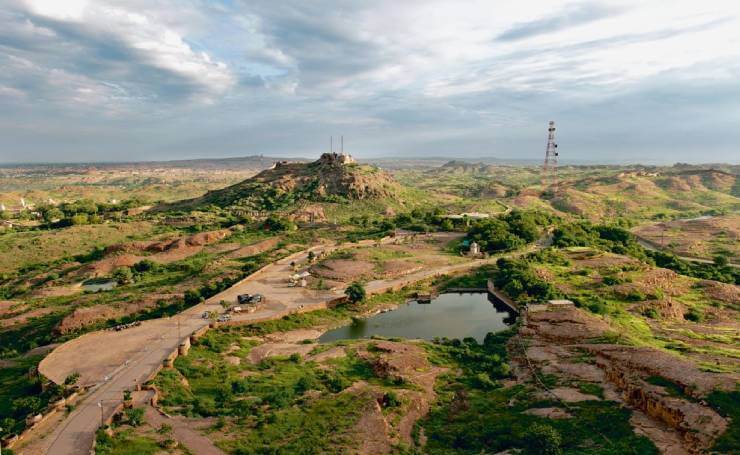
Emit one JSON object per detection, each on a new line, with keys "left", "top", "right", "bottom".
{"left": 600, "top": 361, "right": 727, "bottom": 451}
{"left": 163, "top": 154, "right": 403, "bottom": 211}
{"left": 514, "top": 307, "right": 736, "bottom": 454}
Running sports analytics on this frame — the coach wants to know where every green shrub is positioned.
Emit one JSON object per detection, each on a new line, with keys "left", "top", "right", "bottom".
{"left": 522, "top": 423, "right": 562, "bottom": 455}
{"left": 684, "top": 308, "right": 704, "bottom": 322}
{"left": 124, "top": 407, "right": 144, "bottom": 426}
{"left": 626, "top": 290, "right": 647, "bottom": 301}
{"left": 345, "top": 281, "right": 366, "bottom": 303}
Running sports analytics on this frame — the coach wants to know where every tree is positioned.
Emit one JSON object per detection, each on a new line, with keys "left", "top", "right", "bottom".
{"left": 714, "top": 254, "right": 729, "bottom": 267}
{"left": 43, "top": 207, "right": 64, "bottom": 223}
{"left": 523, "top": 423, "right": 562, "bottom": 455}
{"left": 345, "top": 281, "right": 366, "bottom": 303}
{"left": 440, "top": 219, "right": 454, "bottom": 231}
{"left": 70, "top": 213, "right": 89, "bottom": 225}
{"left": 112, "top": 266, "right": 134, "bottom": 285}
{"left": 263, "top": 215, "right": 296, "bottom": 232}
{"left": 134, "top": 259, "right": 159, "bottom": 273}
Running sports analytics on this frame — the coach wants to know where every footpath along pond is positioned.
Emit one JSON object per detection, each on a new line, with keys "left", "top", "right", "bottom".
{"left": 319, "top": 292, "right": 517, "bottom": 343}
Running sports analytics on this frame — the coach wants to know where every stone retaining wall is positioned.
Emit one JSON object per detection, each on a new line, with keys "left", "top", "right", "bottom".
{"left": 2, "top": 387, "right": 85, "bottom": 450}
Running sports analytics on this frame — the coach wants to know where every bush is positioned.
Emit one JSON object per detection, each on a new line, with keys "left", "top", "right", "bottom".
{"left": 383, "top": 391, "right": 401, "bottom": 408}
{"left": 474, "top": 372, "right": 498, "bottom": 390}
{"left": 70, "top": 213, "right": 89, "bottom": 225}
{"left": 684, "top": 308, "right": 704, "bottom": 322}
{"left": 124, "top": 407, "right": 145, "bottom": 426}
{"left": 643, "top": 308, "right": 659, "bottom": 319}
{"left": 112, "top": 267, "right": 134, "bottom": 285}
{"left": 262, "top": 215, "right": 296, "bottom": 232}
{"left": 522, "top": 423, "right": 562, "bottom": 455}
{"left": 345, "top": 282, "right": 366, "bottom": 303}
{"left": 64, "top": 372, "right": 80, "bottom": 386}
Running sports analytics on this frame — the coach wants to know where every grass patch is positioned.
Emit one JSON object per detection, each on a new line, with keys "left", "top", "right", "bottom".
{"left": 706, "top": 389, "right": 740, "bottom": 452}
{"left": 95, "top": 428, "right": 161, "bottom": 455}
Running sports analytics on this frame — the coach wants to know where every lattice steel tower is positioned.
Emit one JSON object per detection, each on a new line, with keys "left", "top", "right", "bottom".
{"left": 542, "top": 120, "right": 559, "bottom": 191}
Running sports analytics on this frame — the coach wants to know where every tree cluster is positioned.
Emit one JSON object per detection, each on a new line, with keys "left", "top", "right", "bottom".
{"left": 467, "top": 210, "right": 554, "bottom": 253}
{"left": 493, "top": 257, "right": 561, "bottom": 303}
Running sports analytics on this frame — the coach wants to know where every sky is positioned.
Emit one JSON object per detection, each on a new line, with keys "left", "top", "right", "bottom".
{"left": 0, "top": 0, "right": 739, "bottom": 164}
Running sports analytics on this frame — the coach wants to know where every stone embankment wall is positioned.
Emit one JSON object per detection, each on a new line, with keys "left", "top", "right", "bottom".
{"left": 2, "top": 387, "right": 84, "bottom": 450}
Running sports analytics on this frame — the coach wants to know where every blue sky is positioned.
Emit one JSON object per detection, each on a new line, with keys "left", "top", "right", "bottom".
{"left": 0, "top": 0, "right": 739, "bottom": 164}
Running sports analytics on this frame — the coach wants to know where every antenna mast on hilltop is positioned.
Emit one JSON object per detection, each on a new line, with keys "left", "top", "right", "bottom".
{"left": 542, "top": 121, "right": 559, "bottom": 192}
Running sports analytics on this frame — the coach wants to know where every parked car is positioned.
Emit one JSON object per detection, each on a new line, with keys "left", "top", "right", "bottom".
{"left": 237, "top": 294, "right": 252, "bottom": 304}
{"left": 250, "top": 294, "right": 264, "bottom": 303}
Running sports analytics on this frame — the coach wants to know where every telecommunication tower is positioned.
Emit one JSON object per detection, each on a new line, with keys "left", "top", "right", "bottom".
{"left": 542, "top": 121, "right": 559, "bottom": 191}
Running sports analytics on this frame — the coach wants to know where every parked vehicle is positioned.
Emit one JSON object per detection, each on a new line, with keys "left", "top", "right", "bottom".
{"left": 237, "top": 293, "right": 264, "bottom": 304}
{"left": 113, "top": 321, "right": 142, "bottom": 331}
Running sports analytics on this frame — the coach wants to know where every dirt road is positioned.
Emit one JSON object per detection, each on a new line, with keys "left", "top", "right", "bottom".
{"left": 635, "top": 235, "right": 739, "bottom": 268}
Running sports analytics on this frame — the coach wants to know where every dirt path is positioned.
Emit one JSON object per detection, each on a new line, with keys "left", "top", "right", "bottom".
{"left": 144, "top": 406, "right": 224, "bottom": 455}
{"left": 635, "top": 235, "right": 739, "bottom": 268}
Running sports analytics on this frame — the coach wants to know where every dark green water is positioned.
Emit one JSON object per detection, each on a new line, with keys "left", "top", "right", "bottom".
{"left": 319, "top": 292, "right": 516, "bottom": 343}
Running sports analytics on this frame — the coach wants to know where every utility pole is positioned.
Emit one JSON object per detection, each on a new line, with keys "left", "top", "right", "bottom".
{"left": 98, "top": 401, "right": 104, "bottom": 428}
{"left": 542, "top": 121, "right": 559, "bottom": 192}
{"left": 341, "top": 135, "right": 344, "bottom": 154}
{"left": 330, "top": 136, "right": 333, "bottom": 154}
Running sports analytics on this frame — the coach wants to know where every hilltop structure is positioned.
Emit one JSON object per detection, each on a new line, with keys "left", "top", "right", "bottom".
{"left": 318, "top": 152, "right": 355, "bottom": 166}
{"left": 162, "top": 152, "right": 400, "bottom": 212}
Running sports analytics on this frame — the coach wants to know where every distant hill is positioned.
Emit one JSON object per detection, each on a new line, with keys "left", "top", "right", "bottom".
{"left": 164, "top": 153, "right": 403, "bottom": 212}
{"left": 437, "top": 160, "right": 499, "bottom": 174}
{"left": 540, "top": 168, "right": 740, "bottom": 220}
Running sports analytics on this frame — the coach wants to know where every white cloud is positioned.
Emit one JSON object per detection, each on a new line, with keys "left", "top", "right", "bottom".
{"left": 15, "top": 0, "right": 236, "bottom": 101}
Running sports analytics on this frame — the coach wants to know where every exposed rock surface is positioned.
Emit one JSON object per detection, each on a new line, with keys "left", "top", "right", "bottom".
{"left": 166, "top": 153, "right": 403, "bottom": 211}
{"left": 512, "top": 307, "right": 735, "bottom": 454}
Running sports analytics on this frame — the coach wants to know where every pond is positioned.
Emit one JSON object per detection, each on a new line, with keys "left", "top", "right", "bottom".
{"left": 82, "top": 280, "right": 117, "bottom": 292}
{"left": 319, "top": 292, "right": 516, "bottom": 344}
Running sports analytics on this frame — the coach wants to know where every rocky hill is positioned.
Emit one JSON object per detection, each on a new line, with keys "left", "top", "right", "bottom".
{"left": 437, "top": 160, "right": 498, "bottom": 174}
{"left": 165, "top": 153, "right": 403, "bottom": 212}
{"left": 541, "top": 169, "right": 740, "bottom": 220}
